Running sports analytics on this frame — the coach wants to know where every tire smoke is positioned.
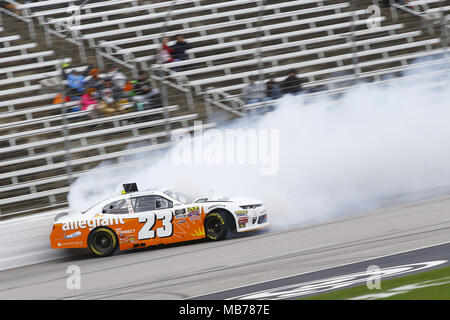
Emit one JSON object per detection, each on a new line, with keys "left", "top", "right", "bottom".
{"left": 68, "top": 65, "right": 450, "bottom": 229}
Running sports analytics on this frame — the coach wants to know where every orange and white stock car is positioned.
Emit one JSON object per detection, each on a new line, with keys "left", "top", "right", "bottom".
{"left": 50, "top": 184, "right": 269, "bottom": 256}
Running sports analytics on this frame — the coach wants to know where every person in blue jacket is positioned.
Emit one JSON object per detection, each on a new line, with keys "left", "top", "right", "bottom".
{"left": 66, "top": 70, "right": 86, "bottom": 97}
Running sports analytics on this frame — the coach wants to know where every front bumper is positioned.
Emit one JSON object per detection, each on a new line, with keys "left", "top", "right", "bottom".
{"left": 235, "top": 207, "right": 269, "bottom": 232}
{"left": 237, "top": 220, "right": 270, "bottom": 232}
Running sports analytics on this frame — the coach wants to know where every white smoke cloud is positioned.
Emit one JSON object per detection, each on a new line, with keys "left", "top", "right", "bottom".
{"left": 68, "top": 63, "right": 450, "bottom": 230}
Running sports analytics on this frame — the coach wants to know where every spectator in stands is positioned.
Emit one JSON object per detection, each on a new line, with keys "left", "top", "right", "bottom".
{"left": 63, "top": 61, "right": 94, "bottom": 79}
{"left": 80, "top": 88, "right": 100, "bottom": 118}
{"left": 156, "top": 37, "right": 175, "bottom": 64}
{"left": 98, "top": 80, "right": 126, "bottom": 116}
{"left": 85, "top": 68, "right": 104, "bottom": 91}
{"left": 132, "top": 71, "right": 152, "bottom": 96}
{"left": 241, "top": 75, "right": 268, "bottom": 105}
{"left": 100, "top": 79, "right": 115, "bottom": 105}
{"left": 105, "top": 64, "right": 127, "bottom": 100}
{"left": 131, "top": 71, "right": 163, "bottom": 110}
{"left": 67, "top": 70, "right": 86, "bottom": 97}
{"left": 281, "top": 69, "right": 303, "bottom": 95}
{"left": 123, "top": 81, "right": 134, "bottom": 93}
{"left": 83, "top": 58, "right": 97, "bottom": 76}
{"left": 53, "top": 94, "right": 71, "bottom": 105}
{"left": 171, "top": 34, "right": 191, "bottom": 61}
{"left": 266, "top": 78, "right": 283, "bottom": 100}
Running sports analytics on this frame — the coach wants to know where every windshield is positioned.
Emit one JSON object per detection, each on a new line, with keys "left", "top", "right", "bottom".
{"left": 81, "top": 199, "right": 108, "bottom": 214}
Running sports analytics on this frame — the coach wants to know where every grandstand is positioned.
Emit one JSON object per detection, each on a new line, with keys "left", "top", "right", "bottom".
{"left": 0, "top": 0, "right": 448, "bottom": 218}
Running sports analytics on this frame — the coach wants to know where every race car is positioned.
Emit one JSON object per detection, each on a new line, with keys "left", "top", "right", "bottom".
{"left": 50, "top": 183, "right": 269, "bottom": 256}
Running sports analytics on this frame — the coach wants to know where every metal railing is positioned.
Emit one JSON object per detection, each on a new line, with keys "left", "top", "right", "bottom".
{"left": 42, "top": 19, "right": 87, "bottom": 63}
{"left": 390, "top": 0, "right": 449, "bottom": 75}
{"left": 0, "top": 0, "right": 35, "bottom": 38}
{"left": 390, "top": 0, "right": 446, "bottom": 34}
{"left": 95, "top": 41, "right": 138, "bottom": 75}
{"left": 203, "top": 88, "right": 246, "bottom": 117}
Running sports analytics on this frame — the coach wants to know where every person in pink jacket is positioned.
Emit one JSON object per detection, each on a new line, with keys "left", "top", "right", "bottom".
{"left": 81, "top": 88, "right": 99, "bottom": 111}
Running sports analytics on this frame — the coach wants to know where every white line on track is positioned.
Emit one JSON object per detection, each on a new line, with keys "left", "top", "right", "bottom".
{"left": 187, "top": 239, "right": 450, "bottom": 299}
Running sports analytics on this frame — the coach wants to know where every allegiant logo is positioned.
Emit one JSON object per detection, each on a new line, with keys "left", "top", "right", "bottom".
{"left": 62, "top": 217, "right": 126, "bottom": 231}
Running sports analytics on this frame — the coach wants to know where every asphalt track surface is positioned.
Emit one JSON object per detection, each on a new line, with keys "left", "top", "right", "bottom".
{"left": 192, "top": 242, "right": 450, "bottom": 299}
{"left": 0, "top": 192, "right": 449, "bottom": 299}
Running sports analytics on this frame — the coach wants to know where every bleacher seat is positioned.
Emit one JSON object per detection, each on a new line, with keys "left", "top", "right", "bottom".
{"left": 0, "top": 0, "right": 449, "bottom": 217}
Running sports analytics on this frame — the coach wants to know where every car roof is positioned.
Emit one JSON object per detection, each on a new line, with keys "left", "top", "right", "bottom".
{"left": 83, "top": 190, "right": 179, "bottom": 213}
{"left": 121, "top": 190, "right": 166, "bottom": 198}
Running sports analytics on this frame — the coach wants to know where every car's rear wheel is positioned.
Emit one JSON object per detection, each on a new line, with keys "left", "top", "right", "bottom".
{"left": 205, "top": 212, "right": 228, "bottom": 241}
{"left": 87, "top": 227, "right": 118, "bottom": 257}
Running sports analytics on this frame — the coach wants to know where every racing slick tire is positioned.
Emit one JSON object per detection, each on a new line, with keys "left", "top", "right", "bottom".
{"left": 205, "top": 212, "right": 228, "bottom": 241}
{"left": 87, "top": 227, "right": 118, "bottom": 257}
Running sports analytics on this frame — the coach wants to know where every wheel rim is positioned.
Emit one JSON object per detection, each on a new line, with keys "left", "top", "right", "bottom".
{"left": 207, "top": 216, "right": 223, "bottom": 236}
{"left": 94, "top": 232, "right": 113, "bottom": 253}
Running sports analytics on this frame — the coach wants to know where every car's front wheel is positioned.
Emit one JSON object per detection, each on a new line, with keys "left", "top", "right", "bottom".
{"left": 205, "top": 212, "right": 228, "bottom": 241}
{"left": 87, "top": 227, "right": 118, "bottom": 257}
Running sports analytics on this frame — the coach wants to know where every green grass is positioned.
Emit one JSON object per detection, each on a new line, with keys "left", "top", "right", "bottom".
{"left": 303, "top": 265, "right": 450, "bottom": 300}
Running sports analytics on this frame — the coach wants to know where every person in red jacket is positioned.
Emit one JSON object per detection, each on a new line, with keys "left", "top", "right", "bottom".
{"left": 156, "top": 37, "right": 175, "bottom": 64}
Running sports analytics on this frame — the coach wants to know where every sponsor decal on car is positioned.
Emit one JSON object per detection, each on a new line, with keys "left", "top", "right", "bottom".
{"left": 238, "top": 217, "right": 249, "bottom": 224}
{"left": 187, "top": 206, "right": 200, "bottom": 214}
{"left": 175, "top": 208, "right": 186, "bottom": 215}
{"left": 187, "top": 206, "right": 201, "bottom": 220}
{"left": 235, "top": 210, "right": 248, "bottom": 217}
{"left": 188, "top": 212, "right": 200, "bottom": 221}
{"left": 175, "top": 209, "right": 187, "bottom": 219}
{"left": 118, "top": 229, "right": 135, "bottom": 235}
{"left": 57, "top": 241, "right": 83, "bottom": 247}
{"left": 61, "top": 216, "right": 125, "bottom": 231}
{"left": 63, "top": 231, "right": 82, "bottom": 239}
